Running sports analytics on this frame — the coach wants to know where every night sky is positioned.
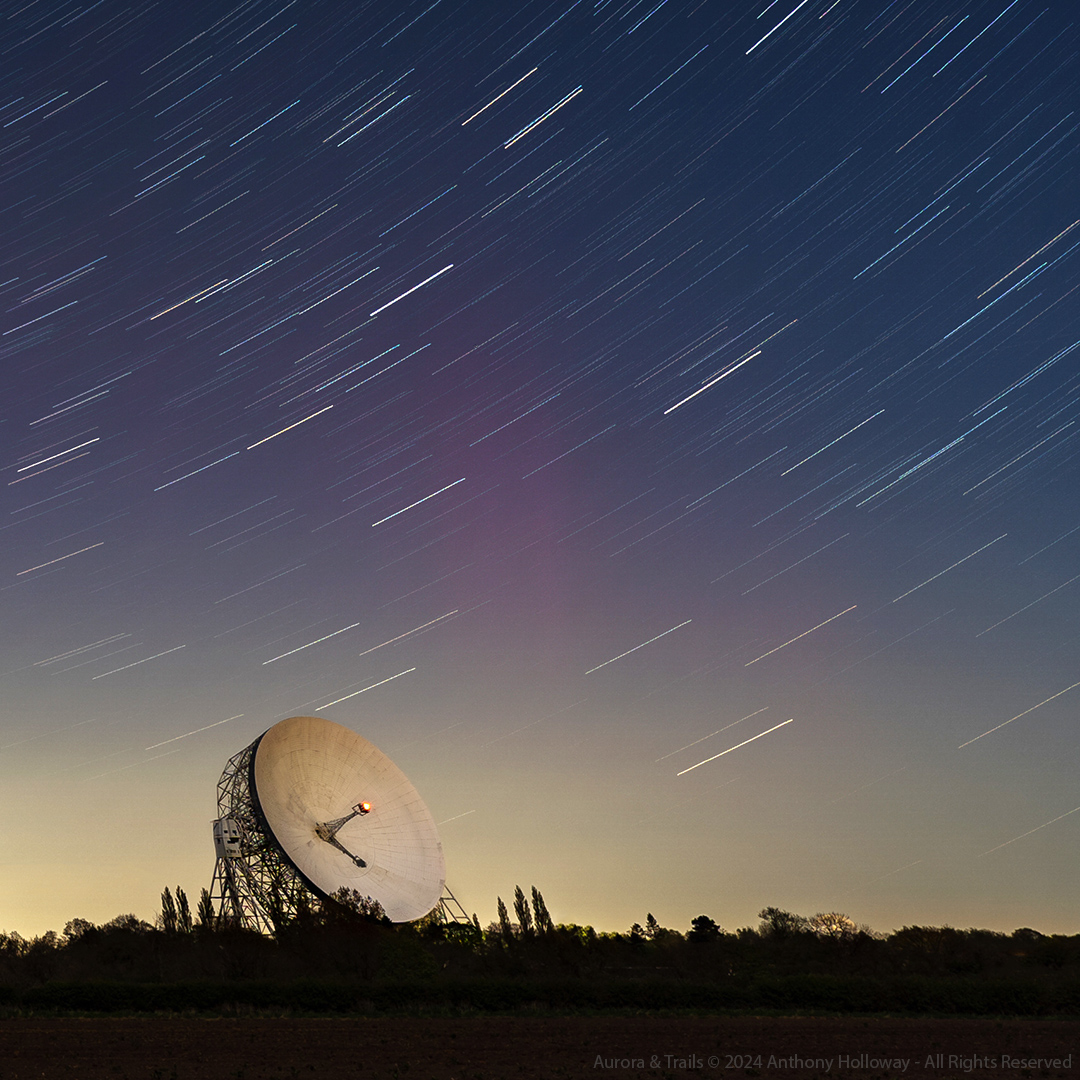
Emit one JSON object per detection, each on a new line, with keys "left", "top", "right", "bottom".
{"left": 2, "top": 0, "right": 1078, "bottom": 938}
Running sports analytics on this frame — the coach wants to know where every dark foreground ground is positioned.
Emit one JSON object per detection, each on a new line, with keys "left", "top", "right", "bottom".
{"left": 0, "top": 1017, "right": 1075, "bottom": 1080}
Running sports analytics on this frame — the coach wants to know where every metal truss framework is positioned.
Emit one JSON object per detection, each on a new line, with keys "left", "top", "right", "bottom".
{"left": 209, "top": 738, "right": 313, "bottom": 934}
{"left": 436, "top": 885, "right": 473, "bottom": 925}
{"left": 209, "top": 733, "right": 466, "bottom": 934}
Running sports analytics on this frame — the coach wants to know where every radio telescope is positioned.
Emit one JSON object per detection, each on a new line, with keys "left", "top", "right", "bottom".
{"left": 209, "top": 715, "right": 446, "bottom": 930}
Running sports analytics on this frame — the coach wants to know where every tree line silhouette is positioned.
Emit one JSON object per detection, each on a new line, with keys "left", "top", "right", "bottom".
{"left": 0, "top": 886, "right": 1077, "bottom": 1015}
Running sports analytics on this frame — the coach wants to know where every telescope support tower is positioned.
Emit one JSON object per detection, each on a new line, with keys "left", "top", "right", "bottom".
{"left": 209, "top": 741, "right": 310, "bottom": 933}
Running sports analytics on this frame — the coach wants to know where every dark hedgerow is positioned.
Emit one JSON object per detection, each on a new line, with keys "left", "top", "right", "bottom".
{"left": 0, "top": 892, "right": 1078, "bottom": 1017}
{"left": 6, "top": 975, "right": 1080, "bottom": 1017}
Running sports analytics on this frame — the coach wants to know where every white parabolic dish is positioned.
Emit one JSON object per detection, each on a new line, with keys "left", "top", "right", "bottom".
{"left": 252, "top": 715, "right": 445, "bottom": 922}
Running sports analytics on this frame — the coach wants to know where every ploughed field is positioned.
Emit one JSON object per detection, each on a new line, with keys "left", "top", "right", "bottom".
{"left": 0, "top": 1016, "right": 1075, "bottom": 1079}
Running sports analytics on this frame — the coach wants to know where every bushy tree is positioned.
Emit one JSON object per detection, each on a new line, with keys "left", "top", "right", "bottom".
{"left": 102, "top": 914, "right": 153, "bottom": 934}
{"left": 808, "top": 912, "right": 858, "bottom": 940}
{"left": 496, "top": 896, "right": 513, "bottom": 941}
{"left": 196, "top": 888, "right": 215, "bottom": 931}
{"left": 531, "top": 886, "right": 554, "bottom": 934}
{"left": 688, "top": 915, "right": 721, "bottom": 943}
{"left": 758, "top": 906, "right": 809, "bottom": 938}
{"left": 24, "top": 931, "right": 60, "bottom": 981}
{"left": 62, "top": 918, "right": 95, "bottom": 943}
{"left": 324, "top": 887, "right": 388, "bottom": 923}
{"left": 441, "top": 917, "right": 484, "bottom": 949}
{"left": 513, "top": 885, "right": 534, "bottom": 937}
{"left": 176, "top": 887, "right": 193, "bottom": 934}
{"left": 160, "top": 887, "right": 178, "bottom": 934}
{"left": 890, "top": 925, "right": 985, "bottom": 975}
{"left": 294, "top": 888, "right": 313, "bottom": 924}
{"left": 0, "top": 931, "right": 28, "bottom": 958}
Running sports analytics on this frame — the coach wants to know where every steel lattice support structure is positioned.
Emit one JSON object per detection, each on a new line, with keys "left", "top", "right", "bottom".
{"left": 437, "top": 885, "right": 473, "bottom": 925}
{"left": 209, "top": 736, "right": 313, "bottom": 934}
